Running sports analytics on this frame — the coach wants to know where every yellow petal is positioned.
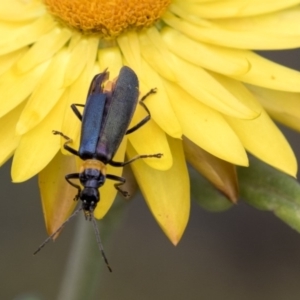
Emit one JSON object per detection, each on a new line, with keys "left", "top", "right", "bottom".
{"left": 0, "top": 48, "right": 27, "bottom": 77}
{"left": 12, "top": 90, "right": 69, "bottom": 182}
{"left": 0, "top": 102, "right": 26, "bottom": 166}
{"left": 84, "top": 36, "right": 100, "bottom": 70}
{"left": 163, "top": 9, "right": 300, "bottom": 49}
{"left": 64, "top": 38, "right": 89, "bottom": 87}
{"left": 94, "top": 138, "right": 127, "bottom": 219}
{"left": 0, "top": 15, "right": 55, "bottom": 55}
{"left": 138, "top": 58, "right": 182, "bottom": 138}
{"left": 16, "top": 27, "right": 72, "bottom": 73}
{"left": 127, "top": 137, "right": 190, "bottom": 245}
{"left": 0, "top": 0, "right": 45, "bottom": 21}
{"left": 165, "top": 52, "right": 261, "bottom": 119}
{"left": 66, "top": 32, "right": 81, "bottom": 51}
{"left": 161, "top": 26, "right": 300, "bottom": 92}
{"left": 16, "top": 49, "right": 69, "bottom": 134}
{"left": 97, "top": 47, "right": 123, "bottom": 79}
{"left": 231, "top": 51, "right": 300, "bottom": 92}
{"left": 183, "top": 136, "right": 239, "bottom": 203}
{"left": 138, "top": 27, "right": 176, "bottom": 81}
{"left": 127, "top": 102, "right": 173, "bottom": 170}
{"left": 224, "top": 108, "right": 297, "bottom": 177}
{"left": 208, "top": 71, "right": 261, "bottom": 118}
{"left": 161, "top": 27, "right": 250, "bottom": 77}
{"left": 163, "top": 80, "right": 248, "bottom": 166}
{"left": 172, "top": 0, "right": 300, "bottom": 18}
{"left": 117, "top": 31, "right": 141, "bottom": 73}
{"left": 0, "top": 59, "right": 50, "bottom": 118}
{"left": 0, "top": 19, "right": 24, "bottom": 34}
{"left": 39, "top": 152, "right": 78, "bottom": 236}
{"left": 214, "top": 6, "right": 300, "bottom": 47}
{"left": 247, "top": 84, "right": 300, "bottom": 132}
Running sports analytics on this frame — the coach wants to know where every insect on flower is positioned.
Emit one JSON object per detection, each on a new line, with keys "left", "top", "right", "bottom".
{"left": 34, "top": 66, "right": 163, "bottom": 271}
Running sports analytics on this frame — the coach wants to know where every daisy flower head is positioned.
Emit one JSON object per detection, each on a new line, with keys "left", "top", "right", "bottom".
{"left": 1, "top": 0, "right": 300, "bottom": 245}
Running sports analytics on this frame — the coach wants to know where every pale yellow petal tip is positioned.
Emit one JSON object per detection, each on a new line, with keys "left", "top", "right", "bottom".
{"left": 283, "top": 151, "right": 298, "bottom": 178}
{"left": 170, "top": 234, "right": 183, "bottom": 246}
{"left": 253, "top": 154, "right": 298, "bottom": 178}
{"left": 157, "top": 207, "right": 190, "bottom": 246}
{"left": 153, "top": 196, "right": 190, "bottom": 245}
{"left": 237, "top": 155, "right": 249, "bottom": 167}
{"left": 279, "top": 161, "right": 298, "bottom": 178}
{"left": 161, "top": 219, "right": 188, "bottom": 246}
{"left": 11, "top": 170, "right": 30, "bottom": 183}
{"left": 250, "top": 157, "right": 296, "bottom": 178}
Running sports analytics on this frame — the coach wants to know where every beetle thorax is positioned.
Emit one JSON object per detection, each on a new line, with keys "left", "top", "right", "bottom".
{"left": 80, "top": 159, "right": 107, "bottom": 175}
{"left": 79, "top": 159, "right": 106, "bottom": 196}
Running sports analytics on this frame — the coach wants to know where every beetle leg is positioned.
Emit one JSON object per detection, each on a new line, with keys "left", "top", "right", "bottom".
{"left": 125, "top": 88, "right": 157, "bottom": 135}
{"left": 71, "top": 103, "right": 85, "bottom": 121}
{"left": 65, "top": 173, "right": 81, "bottom": 201}
{"left": 140, "top": 88, "right": 157, "bottom": 102}
{"left": 109, "top": 152, "right": 163, "bottom": 167}
{"left": 106, "top": 174, "right": 130, "bottom": 198}
{"left": 52, "top": 130, "right": 79, "bottom": 156}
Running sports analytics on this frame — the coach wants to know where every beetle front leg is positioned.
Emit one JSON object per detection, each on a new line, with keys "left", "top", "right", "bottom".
{"left": 106, "top": 174, "right": 129, "bottom": 198}
{"left": 52, "top": 130, "right": 79, "bottom": 156}
{"left": 65, "top": 173, "right": 82, "bottom": 201}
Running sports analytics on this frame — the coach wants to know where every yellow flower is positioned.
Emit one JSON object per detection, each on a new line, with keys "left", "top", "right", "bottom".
{"left": 1, "top": 0, "right": 300, "bottom": 245}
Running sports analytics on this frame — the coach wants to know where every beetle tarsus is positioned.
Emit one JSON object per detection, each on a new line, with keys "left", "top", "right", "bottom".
{"left": 117, "top": 188, "right": 130, "bottom": 198}
{"left": 140, "top": 88, "right": 157, "bottom": 102}
{"left": 52, "top": 130, "right": 73, "bottom": 143}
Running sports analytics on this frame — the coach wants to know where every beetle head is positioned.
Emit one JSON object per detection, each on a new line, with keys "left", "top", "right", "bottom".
{"left": 81, "top": 187, "right": 100, "bottom": 214}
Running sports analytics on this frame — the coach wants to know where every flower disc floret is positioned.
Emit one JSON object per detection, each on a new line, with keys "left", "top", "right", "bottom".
{"left": 44, "top": 0, "right": 171, "bottom": 37}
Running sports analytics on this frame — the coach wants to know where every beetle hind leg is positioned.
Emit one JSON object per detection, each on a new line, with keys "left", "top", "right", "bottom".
{"left": 110, "top": 153, "right": 163, "bottom": 167}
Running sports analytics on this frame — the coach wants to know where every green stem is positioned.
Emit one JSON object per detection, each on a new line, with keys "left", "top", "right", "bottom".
{"left": 57, "top": 200, "right": 125, "bottom": 300}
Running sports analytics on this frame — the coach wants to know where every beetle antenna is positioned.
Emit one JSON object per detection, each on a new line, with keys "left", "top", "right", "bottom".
{"left": 33, "top": 207, "right": 83, "bottom": 255}
{"left": 91, "top": 214, "right": 112, "bottom": 272}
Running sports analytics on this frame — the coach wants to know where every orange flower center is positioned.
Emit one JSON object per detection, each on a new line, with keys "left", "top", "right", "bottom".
{"left": 44, "top": 0, "right": 171, "bottom": 37}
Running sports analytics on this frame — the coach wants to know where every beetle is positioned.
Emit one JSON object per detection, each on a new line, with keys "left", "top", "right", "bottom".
{"left": 34, "top": 66, "right": 162, "bottom": 270}
{"left": 54, "top": 66, "right": 162, "bottom": 216}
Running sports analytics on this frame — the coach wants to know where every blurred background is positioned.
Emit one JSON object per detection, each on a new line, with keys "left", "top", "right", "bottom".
{"left": 1, "top": 50, "right": 300, "bottom": 300}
